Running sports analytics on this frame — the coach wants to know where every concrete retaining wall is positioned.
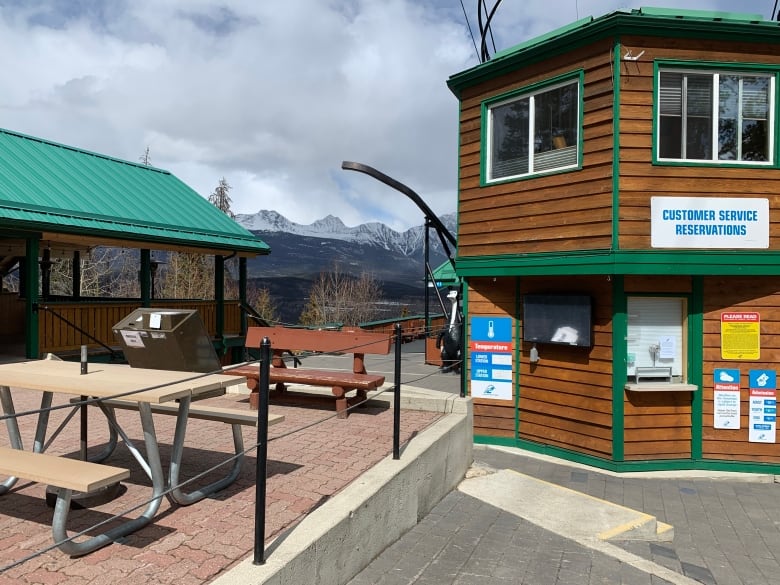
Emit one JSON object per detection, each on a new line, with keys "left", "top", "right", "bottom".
{"left": 214, "top": 389, "right": 473, "bottom": 585}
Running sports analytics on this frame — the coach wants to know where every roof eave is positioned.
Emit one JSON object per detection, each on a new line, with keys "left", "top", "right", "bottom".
{"left": 447, "top": 11, "right": 780, "bottom": 97}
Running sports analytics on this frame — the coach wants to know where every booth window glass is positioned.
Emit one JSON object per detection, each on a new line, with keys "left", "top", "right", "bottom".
{"left": 626, "top": 297, "right": 686, "bottom": 383}
{"left": 657, "top": 69, "right": 774, "bottom": 164}
{"left": 486, "top": 78, "right": 579, "bottom": 182}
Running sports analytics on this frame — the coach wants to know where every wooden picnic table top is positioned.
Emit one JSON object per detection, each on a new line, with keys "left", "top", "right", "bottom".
{"left": 0, "top": 359, "right": 246, "bottom": 403}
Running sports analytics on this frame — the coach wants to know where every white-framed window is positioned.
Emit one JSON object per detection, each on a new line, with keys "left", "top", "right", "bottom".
{"left": 657, "top": 69, "right": 775, "bottom": 164}
{"left": 486, "top": 79, "right": 579, "bottom": 182}
{"left": 626, "top": 296, "right": 686, "bottom": 383}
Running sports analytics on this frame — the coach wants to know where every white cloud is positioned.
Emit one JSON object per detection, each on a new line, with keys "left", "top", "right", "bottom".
{"left": 0, "top": 0, "right": 774, "bottom": 230}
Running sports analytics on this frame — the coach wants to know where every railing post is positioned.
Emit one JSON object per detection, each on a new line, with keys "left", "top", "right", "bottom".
{"left": 393, "top": 323, "right": 402, "bottom": 460}
{"left": 253, "top": 337, "right": 271, "bottom": 565}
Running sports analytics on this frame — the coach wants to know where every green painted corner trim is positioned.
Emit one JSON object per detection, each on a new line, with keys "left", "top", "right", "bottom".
{"left": 611, "top": 275, "right": 626, "bottom": 462}
{"left": 474, "top": 435, "right": 518, "bottom": 448}
{"left": 690, "top": 276, "right": 704, "bottom": 459}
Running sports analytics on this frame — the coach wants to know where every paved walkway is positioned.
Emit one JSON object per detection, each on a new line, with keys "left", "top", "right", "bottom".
{"left": 350, "top": 446, "right": 780, "bottom": 585}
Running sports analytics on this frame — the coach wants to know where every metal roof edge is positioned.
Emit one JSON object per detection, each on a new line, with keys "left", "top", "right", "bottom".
{"left": 447, "top": 8, "right": 780, "bottom": 97}
{"left": 0, "top": 204, "right": 271, "bottom": 253}
{"left": 0, "top": 127, "right": 171, "bottom": 175}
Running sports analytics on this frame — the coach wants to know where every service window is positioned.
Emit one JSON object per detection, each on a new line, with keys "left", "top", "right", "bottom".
{"left": 485, "top": 77, "right": 580, "bottom": 182}
{"left": 626, "top": 296, "right": 687, "bottom": 383}
{"left": 657, "top": 68, "right": 775, "bottom": 164}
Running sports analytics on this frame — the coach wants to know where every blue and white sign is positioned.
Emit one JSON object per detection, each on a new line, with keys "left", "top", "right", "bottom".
{"left": 469, "top": 316, "right": 513, "bottom": 400}
{"left": 651, "top": 197, "right": 769, "bottom": 249}
{"left": 749, "top": 370, "right": 776, "bottom": 444}
{"left": 713, "top": 368, "right": 740, "bottom": 429}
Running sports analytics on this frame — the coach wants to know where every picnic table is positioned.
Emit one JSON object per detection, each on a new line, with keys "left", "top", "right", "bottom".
{"left": 0, "top": 359, "right": 281, "bottom": 556}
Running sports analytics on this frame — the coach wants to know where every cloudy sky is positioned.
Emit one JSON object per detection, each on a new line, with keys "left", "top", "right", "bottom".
{"left": 0, "top": 0, "right": 776, "bottom": 231}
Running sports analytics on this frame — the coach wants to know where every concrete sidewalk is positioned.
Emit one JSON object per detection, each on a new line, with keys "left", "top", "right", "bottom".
{"left": 350, "top": 445, "right": 780, "bottom": 585}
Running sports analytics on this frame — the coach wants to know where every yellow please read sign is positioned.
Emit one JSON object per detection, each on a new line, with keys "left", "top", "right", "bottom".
{"left": 721, "top": 312, "right": 760, "bottom": 360}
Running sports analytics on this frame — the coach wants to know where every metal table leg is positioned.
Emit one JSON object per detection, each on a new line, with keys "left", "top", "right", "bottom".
{"left": 168, "top": 395, "right": 245, "bottom": 505}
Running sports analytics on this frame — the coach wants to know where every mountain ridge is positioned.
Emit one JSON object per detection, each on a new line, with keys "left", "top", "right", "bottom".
{"left": 235, "top": 210, "right": 456, "bottom": 323}
{"left": 235, "top": 210, "right": 456, "bottom": 256}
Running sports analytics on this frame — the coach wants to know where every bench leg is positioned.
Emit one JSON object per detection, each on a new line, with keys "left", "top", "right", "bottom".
{"left": 249, "top": 382, "right": 285, "bottom": 410}
{"left": 332, "top": 387, "right": 348, "bottom": 418}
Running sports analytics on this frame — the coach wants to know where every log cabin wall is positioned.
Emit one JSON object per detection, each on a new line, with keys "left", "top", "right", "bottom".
{"left": 702, "top": 276, "right": 780, "bottom": 464}
{"left": 456, "top": 39, "right": 615, "bottom": 257}
{"left": 617, "top": 36, "right": 780, "bottom": 249}
{"left": 468, "top": 277, "right": 517, "bottom": 438}
{"left": 517, "top": 276, "right": 613, "bottom": 459}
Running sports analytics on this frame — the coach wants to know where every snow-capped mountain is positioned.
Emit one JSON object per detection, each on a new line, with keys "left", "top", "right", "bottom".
{"left": 237, "top": 210, "right": 457, "bottom": 324}
{"left": 235, "top": 210, "right": 457, "bottom": 257}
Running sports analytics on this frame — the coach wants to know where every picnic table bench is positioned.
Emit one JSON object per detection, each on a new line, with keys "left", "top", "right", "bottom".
{"left": 0, "top": 446, "right": 132, "bottom": 556}
{"left": 224, "top": 327, "right": 392, "bottom": 418}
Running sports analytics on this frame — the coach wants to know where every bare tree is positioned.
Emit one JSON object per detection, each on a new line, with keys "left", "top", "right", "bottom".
{"left": 160, "top": 252, "right": 213, "bottom": 299}
{"left": 139, "top": 146, "right": 152, "bottom": 166}
{"left": 159, "top": 176, "right": 238, "bottom": 299}
{"left": 208, "top": 177, "right": 235, "bottom": 219}
{"left": 49, "top": 248, "right": 139, "bottom": 297}
{"left": 299, "top": 264, "right": 384, "bottom": 327}
{"left": 247, "top": 285, "right": 279, "bottom": 324}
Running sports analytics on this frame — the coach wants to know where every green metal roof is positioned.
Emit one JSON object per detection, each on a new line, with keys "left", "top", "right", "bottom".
{"left": 448, "top": 7, "right": 778, "bottom": 97}
{"left": 431, "top": 260, "right": 458, "bottom": 287}
{"left": 0, "top": 128, "right": 269, "bottom": 254}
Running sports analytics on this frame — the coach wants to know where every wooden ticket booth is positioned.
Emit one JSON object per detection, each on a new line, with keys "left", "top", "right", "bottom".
{"left": 448, "top": 7, "right": 780, "bottom": 473}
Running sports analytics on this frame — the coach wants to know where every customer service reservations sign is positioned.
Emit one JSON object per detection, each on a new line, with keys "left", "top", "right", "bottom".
{"left": 651, "top": 197, "right": 769, "bottom": 248}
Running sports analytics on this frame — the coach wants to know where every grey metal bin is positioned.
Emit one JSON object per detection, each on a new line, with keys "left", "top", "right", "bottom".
{"left": 113, "top": 308, "right": 222, "bottom": 373}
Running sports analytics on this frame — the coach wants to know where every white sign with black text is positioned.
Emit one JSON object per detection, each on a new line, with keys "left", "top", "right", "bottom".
{"left": 651, "top": 197, "right": 769, "bottom": 249}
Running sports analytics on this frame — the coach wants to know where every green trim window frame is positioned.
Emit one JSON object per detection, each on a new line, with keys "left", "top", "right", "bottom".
{"left": 483, "top": 72, "right": 582, "bottom": 183}
{"left": 655, "top": 63, "right": 776, "bottom": 165}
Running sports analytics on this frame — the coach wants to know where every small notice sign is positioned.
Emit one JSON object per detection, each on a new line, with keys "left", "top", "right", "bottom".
{"left": 721, "top": 312, "right": 760, "bottom": 360}
{"left": 713, "top": 368, "right": 740, "bottom": 429}
{"left": 748, "top": 370, "right": 776, "bottom": 444}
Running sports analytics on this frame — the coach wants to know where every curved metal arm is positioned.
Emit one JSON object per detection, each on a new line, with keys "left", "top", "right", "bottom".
{"left": 341, "top": 161, "right": 457, "bottom": 266}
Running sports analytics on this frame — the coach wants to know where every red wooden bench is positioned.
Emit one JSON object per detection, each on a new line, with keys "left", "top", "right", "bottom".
{"left": 224, "top": 327, "right": 392, "bottom": 418}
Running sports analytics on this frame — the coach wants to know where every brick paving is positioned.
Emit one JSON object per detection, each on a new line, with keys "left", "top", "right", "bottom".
{"left": 0, "top": 388, "right": 442, "bottom": 584}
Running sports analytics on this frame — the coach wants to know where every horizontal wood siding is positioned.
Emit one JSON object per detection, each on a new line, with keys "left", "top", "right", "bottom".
{"left": 517, "top": 276, "right": 613, "bottom": 458}
{"left": 38, "top": 300, "right": 241, "bottom": 355}
{"left": 617, "top": 36, "right": 780, "bottom": 250}
{"left": 623, "top": 391, "right": 692, "bottom": 460}
{"left": 457, "top": 40, "right": 614, "bottom": 257}
{"left": 702, "top": 276, "right": 780, "bottom": 463}
{"left": 469, "top": 277, "right": 516, "bottom": 438}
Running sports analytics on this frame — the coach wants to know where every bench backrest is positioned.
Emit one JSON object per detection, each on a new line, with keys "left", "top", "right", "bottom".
{"left": 245, "top": 327, "right": 392, "bottom": 355}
